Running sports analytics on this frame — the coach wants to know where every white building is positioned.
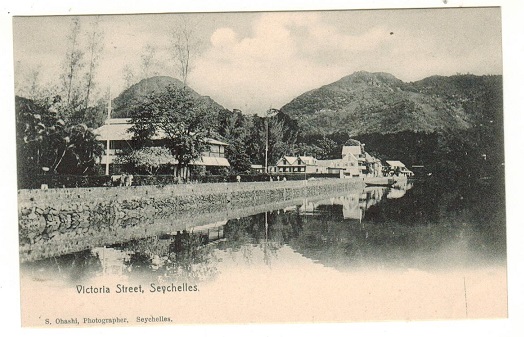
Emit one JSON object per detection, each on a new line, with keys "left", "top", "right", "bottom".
{"left": 95, "top": 118, "right": 230, "bottom": 175}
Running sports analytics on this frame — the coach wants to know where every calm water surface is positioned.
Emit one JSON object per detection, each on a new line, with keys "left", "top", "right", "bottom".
{"left": 20, "top": 178, "right": 508, "bottom": 323}
{"left": 21, "top": 178, "right": 506, "bottom": 286}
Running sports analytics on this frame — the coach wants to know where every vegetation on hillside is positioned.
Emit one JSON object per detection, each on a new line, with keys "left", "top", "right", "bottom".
{"left": 282, "top": 71, "right": 504, "bottom": 181}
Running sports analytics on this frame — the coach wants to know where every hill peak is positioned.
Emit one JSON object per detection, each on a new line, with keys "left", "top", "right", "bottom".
{"left": 280, "top": 72, "right": 502, "bottom": 136}
{"left": 111, "top": 76, "right": 224, "bottom": 118}
{"left": 336, "top": 71, "right": 402, "bottom": 86}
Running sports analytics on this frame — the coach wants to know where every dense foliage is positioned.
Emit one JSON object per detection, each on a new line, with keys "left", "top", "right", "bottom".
{"left": 16, "top": 96, "right": 104, "bottom": 186}
{"left": 129, "top": 85, "right": 217, "bottom": 178}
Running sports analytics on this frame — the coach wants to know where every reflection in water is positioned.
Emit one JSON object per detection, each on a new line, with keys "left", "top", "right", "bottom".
{"left": 387, "top": 179, "right": 414, "bottom": 199}
{"left": 21, "top": 179, "right": 506, "bottom": 286}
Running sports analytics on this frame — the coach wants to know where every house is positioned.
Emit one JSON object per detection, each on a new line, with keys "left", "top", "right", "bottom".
{"left": 384, "top": 160, "right": 414, "bottom": 177}
{"left": 339, "top": 150, "right": 360, "bottom": 178}
{"left": 95, "top": 118, "right": 230, "bottom": 175}
{"left": 342, "top": 145, "right": 367, "bottom": 174}
{"left": 365, "top": 152, "right": 383, "bottom": 177}
{"left": 341, "top": 144, "right": 385, "bottom": 177}
{"left": 250, "top": 164, "right": 264, "bottom": 173}
{"left": 275, "top": 156, "right": 318, "bottom": 173}
{"left": 316, "top": 159, "right": 344, "bottom": 174}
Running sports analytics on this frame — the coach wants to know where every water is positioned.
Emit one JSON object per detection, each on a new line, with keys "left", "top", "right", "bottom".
{"left": 19, "top": 178, "right": 507, "bottom": 324}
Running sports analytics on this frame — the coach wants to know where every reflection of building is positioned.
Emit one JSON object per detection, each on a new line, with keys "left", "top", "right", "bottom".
{"left": 95, "top": 118, "right": 230, "bottom": 175}
{"left": 341, "top": 194, "right": 362, "bottom": 220}
{"left": 298, "top": 187, "right": 391, "bottom": 221}
{"left": 387, "top": 180, "right": 414, "bottom": 199}
{"left": 91, "top": 247, "right": 131, "bottom": 277}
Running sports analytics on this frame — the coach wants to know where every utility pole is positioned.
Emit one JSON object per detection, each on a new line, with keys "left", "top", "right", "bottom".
{"left": 105, "top": 87, "right": 112, "bottom": 176}
{"left": 265, "top": 117, "right": 269, "bottom": 173}
{"left": 264, "top": 107, "right": 279, "bottom": 174}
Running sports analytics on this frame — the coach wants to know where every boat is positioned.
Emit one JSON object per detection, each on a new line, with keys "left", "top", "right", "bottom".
{"left": 364, "top": 177, "right": 396, "bottom": 187}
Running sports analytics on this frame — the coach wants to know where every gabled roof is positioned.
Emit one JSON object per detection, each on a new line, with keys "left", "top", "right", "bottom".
{"left": 284, "top": 156, "right": 298, "bottom": 165}
{"left": 342, "top": 145, "right": 362, "bottom": 156}
{"left": 298, "top": 156, "right": 316, "bottom": 165}
{"left": 342, "top": 151, "right": 359, "bottom": 162}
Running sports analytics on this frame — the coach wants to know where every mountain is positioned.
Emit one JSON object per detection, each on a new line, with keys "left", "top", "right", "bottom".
{"left": 280, "top": 71, "right": 502, "bottom": 137}
{"left": 280, "top": 71, "right": 504, "bottom": 180}
{"left": 111, "top": 76, "right": 225, "bottom": 118}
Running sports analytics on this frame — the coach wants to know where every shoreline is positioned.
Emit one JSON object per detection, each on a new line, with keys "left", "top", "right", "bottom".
{"left": 19, "top": 178, "right": 365, "bottom": 263}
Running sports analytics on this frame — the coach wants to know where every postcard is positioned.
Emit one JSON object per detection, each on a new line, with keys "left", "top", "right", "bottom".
{"left": 3, "top": 0, "right": 523, "bottom": 336}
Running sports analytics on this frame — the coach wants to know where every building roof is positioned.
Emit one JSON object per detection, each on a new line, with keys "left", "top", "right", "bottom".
{"left": 298, "top": 156, "right": 317, "bottom": 165}
{"left": 385, "top": 160, "right": 406, "bottom": 167}
{"left": 193, "top": 156, "right": 230, "bottom": 167}
{"left": 94, "top": 119, "right": 228, "bottom": 145}
{"left": 342, "top": 151, "right": 359, "bottom": 162}
{"left": 279, "top": 156, "right": 303, "bottom": 166}
{"left": 342, "top": 145, "right": 362, "bottom": 157}
{"left": 95, "top": 122, "right": 135, "bottom": 141}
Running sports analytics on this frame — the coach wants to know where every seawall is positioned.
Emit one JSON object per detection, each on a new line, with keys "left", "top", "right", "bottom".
{"left": 18, "top": 178, "right": 365, "bottom": 262}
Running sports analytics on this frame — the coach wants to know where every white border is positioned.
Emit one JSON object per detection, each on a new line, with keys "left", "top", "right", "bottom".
{"left": 2, "top": 1, "right": 523, "bottom": 336}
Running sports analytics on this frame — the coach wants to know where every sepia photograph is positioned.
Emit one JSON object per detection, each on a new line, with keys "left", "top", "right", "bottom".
{"left": 4, "top": 0, "right": 522, "bottom": 335}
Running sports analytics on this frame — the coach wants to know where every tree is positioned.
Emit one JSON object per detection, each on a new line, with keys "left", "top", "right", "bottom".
{"left": 83, "top": 16, "right": 104, "bottom": 109}
{"left": 129, "top": 85, "right": 214, "bottom": 179}
{"left": 59, "top": 123, "right": 105, "bottom": 174}
{"left": 121, "top": 64, "right": 136, "bottom": 90}
{"left": 316, "top": 136, "right": 338, "bottom": 159}
{"left": 291, "top": 142, "right": 323, "bottom": 158}
{"left": 16, "top": 96, "right": 103, "bottom": 179}
{"left": 115, "top": 147, "right": 173, "bottom": 175}
{"left": 170, "top": 17, "right": 201, "bottom": 86}
{"left": 140, "top": 44, "right": 159, "bottom": 80}
{"left": 27, "top": 65, "right": 43, "bottom": 100}
{"left": 246, "top": 114, "right": 288, "bottom": 168}
{"left": 61, "top": 17, "right": 85, "bottom": 108}
{"left": 216, "top": 109, "right": 252, "bottom": 173}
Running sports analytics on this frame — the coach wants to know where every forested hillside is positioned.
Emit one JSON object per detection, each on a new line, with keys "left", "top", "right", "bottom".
{"left": 280, "top": 71, "right": 504, "bottom": 181}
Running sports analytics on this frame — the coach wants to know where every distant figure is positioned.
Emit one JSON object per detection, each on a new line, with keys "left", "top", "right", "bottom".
{"left": 236, "top": 175, "right": 241, "bottom": 183}
{"left": 282, "top": 177, "right": 287, "bottom": 182}
{"left": 270, "top": 176, "right": 273, "bottom": 182}
{"left": 277, "top": 176, "right": 280, "bottom": 181}
{"left": 125, "top": 174, "right": 134, "bottom": 186}
{"left": 120, "top": 173, "right": 127, "bottom": 186}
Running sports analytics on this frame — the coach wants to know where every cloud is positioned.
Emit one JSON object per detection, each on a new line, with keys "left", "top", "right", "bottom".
{"left": 13, "top": 10, "right": 502, "bottom": 113}
{"left": 190, "top": 12, "right": 394, "bottom": 113}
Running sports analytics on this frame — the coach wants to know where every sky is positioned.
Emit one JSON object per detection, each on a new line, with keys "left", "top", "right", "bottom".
{"left": 13, "top": 7, "right": 502, "bottom": 114}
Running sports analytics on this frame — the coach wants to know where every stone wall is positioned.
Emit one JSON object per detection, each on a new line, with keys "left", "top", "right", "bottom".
{"left": 18, "top": 179, "right": 364, "bottom": 262}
